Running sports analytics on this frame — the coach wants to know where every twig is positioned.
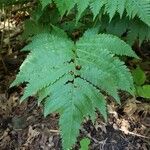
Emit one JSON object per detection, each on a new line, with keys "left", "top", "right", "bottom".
{"left": 49, "top": 129, "right": 59, "bottom": 133}
{"left": 86, "top": 133, "right": 108, "bottom": 145}
{"left": 0, "top": 5, "right": 8, "bottom": 73}
{"left": 119, "top": 129, "right": 150, "bottom": 139}
{"left": 7, "top": 6, "right": 11, "bottom": 54}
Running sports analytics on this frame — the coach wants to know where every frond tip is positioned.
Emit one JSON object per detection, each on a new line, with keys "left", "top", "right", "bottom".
{"left": 12, "top": 29, "right": 137, "bottom": 150}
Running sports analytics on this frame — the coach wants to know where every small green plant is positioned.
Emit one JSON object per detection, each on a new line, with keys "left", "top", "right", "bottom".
{"left": 132, "top": 66, "right": 150, "bottom": 99}
{"left": 79, "top": 138, "right": 90, "bottom": 150}
{"left": 1, "top": 0, "right": 149, "bottom": 149}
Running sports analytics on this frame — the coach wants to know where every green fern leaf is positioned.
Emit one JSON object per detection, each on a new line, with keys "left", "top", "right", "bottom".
{"left": 105, "top": 0, "right": 118, "bottom": 21}
{"left": 127, "top": 19, "right": 150, "bottom": 45}
{"left": 54, "top": 0, "right": 76, "bottom": 16}
{"left": 104, "top": 0, "right": 150, "bottom": 25}
{"left": 76, "top": 0, "right": 91, "bottom": 20}
{"left": 126, "top": 0, "right": 150, "bottom": 26}
{"left": 98, "top": 16, "right": 150, "bottom": 45}
{"left": 40, "top": 0, "right": 52, "bottom": 9}
{"left": 78, "top": 31, "right": 138, "bottom": 58}
{"left": 12, "top": 29, "right": 137, "bottom": 150}
{"left": 117, "top": 0, "right": 126, "bottom": 18}
{"left": 90, "top": 0, "right": 106, "bottom": 19}
{"left": 39, "top": 0, "right": 150, "bottom": 26}
{"left": 105, "top": 16, "right": 129, "bottom": 37}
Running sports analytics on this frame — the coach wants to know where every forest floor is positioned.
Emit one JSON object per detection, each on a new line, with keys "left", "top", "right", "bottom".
{"left": 0, "top": 8, "right": 150, "bottom": 150}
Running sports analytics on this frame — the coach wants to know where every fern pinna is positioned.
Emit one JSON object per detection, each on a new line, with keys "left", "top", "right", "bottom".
{"left": 11, "top": 28, "right": 138, "bottom": 150}
{"left": 40, "top": 0, "right": 150, "bottom": 26}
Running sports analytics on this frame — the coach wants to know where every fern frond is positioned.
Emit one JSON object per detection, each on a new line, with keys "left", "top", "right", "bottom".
{"left": 39, "top": 0, "right": 150, "bottom": 25}
{"left": 54, "top": 0, "right": 76, "bottom": 16}
{"left": 106, "top": 16, "right": 129, "bottom": 36}
{"left": 117, "top": 0, "right": 126, "bottom": 18}
{"left": 105, "top": 0, "right": 118, "bottom": 20}
{"left": 12, "top": 29, "right": 137, "bottom": 150}
{"left": 99, "top": 16, "right": 150, "bottom": 45}
{"left": 126, "top": 0, "right": 150, "bottom": 26}
{"left": 76, "top": 0, "right": 91, "bottom": 20}
{"left": 104, "top": 0, "right": 150, "bottom": 25}
{"left": 127, "top": 19, "right": 150, "bottom": 45}
{"left": 40, "top": 0, "right": 52, "bottom": 9}
{"left": 90, "top": 0, "right": 106, "bottom": 19}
